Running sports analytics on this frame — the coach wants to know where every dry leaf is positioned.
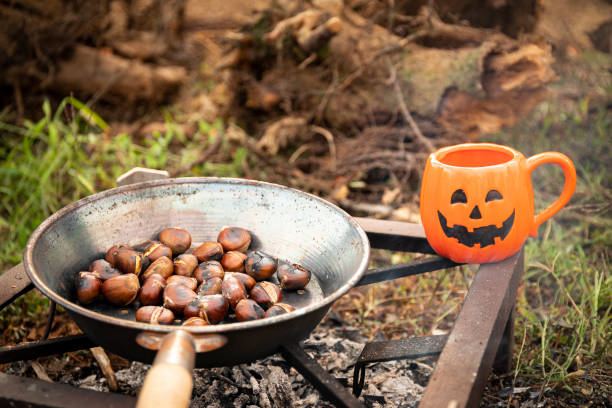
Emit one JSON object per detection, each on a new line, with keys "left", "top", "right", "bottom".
{"left": 257, "top": 116, "right": 308, "bottom": 156}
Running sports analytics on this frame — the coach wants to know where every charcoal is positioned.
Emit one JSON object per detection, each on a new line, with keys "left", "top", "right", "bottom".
{"left": 6, "top": 319, "right": 431, "bottom": 407}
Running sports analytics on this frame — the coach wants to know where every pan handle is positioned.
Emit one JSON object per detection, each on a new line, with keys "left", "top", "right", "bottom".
{"left": 135, "top": 330, "right": 227, "bottom": 408}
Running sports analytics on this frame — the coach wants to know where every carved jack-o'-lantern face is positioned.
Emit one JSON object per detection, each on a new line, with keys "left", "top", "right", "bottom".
{"left": 420, "top": 144, "right": 534, "bottom": 264}
{"left": 437, "top": 188, "right": 515, "bottom": 248}
{"left": 421, "top": 143, "right": 577, "bottom": 264}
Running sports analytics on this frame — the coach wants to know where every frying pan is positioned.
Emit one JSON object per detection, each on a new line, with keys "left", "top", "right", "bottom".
{"left": 23, "top": 177, "right": 370, "bottom": 407}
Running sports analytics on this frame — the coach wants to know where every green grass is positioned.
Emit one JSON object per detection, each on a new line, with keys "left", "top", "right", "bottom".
{"left": 0, "top": 98, "right": 245, "bottom": 271}
{"left": 482, "top": 98, "right": 611, "bottom": 396}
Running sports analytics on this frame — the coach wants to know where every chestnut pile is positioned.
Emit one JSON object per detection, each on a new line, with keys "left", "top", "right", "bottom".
{"left": 75, "top": 227, "right": 311, "bottom": 326}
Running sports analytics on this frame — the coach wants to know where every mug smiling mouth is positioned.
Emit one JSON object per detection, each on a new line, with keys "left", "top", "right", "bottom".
{"left": 437, "top": 210, "right": 515, "bottom": 248}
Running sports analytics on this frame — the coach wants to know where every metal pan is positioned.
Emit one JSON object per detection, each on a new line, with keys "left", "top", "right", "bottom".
{"left": 22, "top": 178, "right": 370, "bottom": 406}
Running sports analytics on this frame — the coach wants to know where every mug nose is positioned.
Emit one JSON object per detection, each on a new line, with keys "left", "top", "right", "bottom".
{"left": 469, "top": 205, "right": 482, "bottom": 219}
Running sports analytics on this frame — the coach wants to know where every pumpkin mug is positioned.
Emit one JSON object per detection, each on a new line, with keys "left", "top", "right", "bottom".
{"left": 419, "top": 143, "right": 576, "bottom": 264}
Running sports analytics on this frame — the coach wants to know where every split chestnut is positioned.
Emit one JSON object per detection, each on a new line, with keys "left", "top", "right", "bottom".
{"left": 135, "top": 306, "right": 175, "bottom": 325}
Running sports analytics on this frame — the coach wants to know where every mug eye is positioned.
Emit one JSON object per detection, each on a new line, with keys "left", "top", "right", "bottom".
{"left": 450, "top": 189, "right": 467, "bottom": 204}
{"left": 485, "top": 190, "right": 503, "bottom": 202}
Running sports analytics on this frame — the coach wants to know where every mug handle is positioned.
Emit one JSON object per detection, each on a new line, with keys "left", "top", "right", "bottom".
{"left": 526, "top": 152, "right": 577, "bottom": 237}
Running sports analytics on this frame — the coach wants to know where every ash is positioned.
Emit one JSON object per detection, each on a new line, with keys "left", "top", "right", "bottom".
{"left": 5, "top": 315, "right": 433, "bottom": 407}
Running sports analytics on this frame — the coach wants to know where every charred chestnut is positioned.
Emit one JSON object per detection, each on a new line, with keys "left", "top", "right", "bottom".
{"left": 76, "top": 272, "right": 101, "bottom": 304}
{"left": 249, "top": 281, "right": 283, "bottom": 308}
{"left": 264, "top": 303, "right": 296, "bottom": 318}
{"left": 217, "top": 227, "right": 251, "bottom": 253}
{"left": 221, "top": 251, "right": 247, "bottom": 272}
{"left": 197, "top": 277, "right": 223, "bottom": 296}
{"left": 104, "top": 244, "right": 133, "bottom": 265}
{"left": 277, "top": 263, "right": 311, "bottom": 290}
{"left": 167, "top": 275, "right": 198, "bottom": 291}
{"left": 114, "top": 249, "right": 145, "bottom": 276}
{"left": 221, "top": 275, "right": 247, "bottom": 309}
{"left": 135, "top": 306, "right": 175, "bottom": 325}
{"left": 224, "top": 272, "right": 256, "bottom": 291}
{"left": 173, "top": 254, "right": 198, "bottom": 277}
{"left": 143, "top": 242, "right": 172, "bottom": 263}
{"left": 183, "top": 294, "right": 228, "bottom": 324}
{"left": 193, "top": 241, "right": 224, "bottom": 262}
{"left": 244, "top": 251, "right": 277, "bottom": 281}
{"left": 101, "top": 273, "right": 140, "bottom": 306}
{"left": 141, "top": 256, "right": 173, "bottom": 281}
{"left": 194, "top": 261, "right": 225, "bottom": 283}
{"left": 182, "top": 317, "right": 209, "bottom": 327}
{"left": 235, "top": 299, "right": 265, "bottom": 322}
{"left": 159, "top": 227, "right": 191, "bottom": 255}
{"left": 139, "top": 274, "right": 167, "bottom": 305}
{"left": 163, "top": 283, "right": 197, "bottom": 314}
{"left": 89, "top": 259, "right": 122, "bottom": 281}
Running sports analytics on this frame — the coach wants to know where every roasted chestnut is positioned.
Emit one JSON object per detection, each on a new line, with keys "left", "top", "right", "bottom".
{"left": 249, "top": 281, "right": 283, "bottom": 308}
{"left": 221, "top": 251, "right": 247, "bottom": 272}
{"left": 114, "top": 249, "right": 145, "bottom": 276}
{"left": 194, "top": 261, "right": 225, "bottom": 283}
{"left": 143, "top": 241, "right": 172, "bottom": 263}
{"left": 173, "top": 253, "right": 198, "bottom": 277}
{"left": 76, "top": 272, "right": 101, "bottom": 304}
{"left": 221, "top": 275, "right": 247, "bottom": 309}
{"left": 139, "top": 274, "right": 167, "bottom": 305}
{"left": 235, "top": 299, "right": 265, "bottom": 322}
{"left": 217, "top": 227, "right": 251, "bottom": 252}
{"left": 196, "top": 277, "right": 223, "bottom": 296}
{"left": 101, "top": 273, "right": 140, "bottom": 306}
{"left": 104, "top": 244, "right": 133, "bottom": 265}
{"left": 135, "top": 306, "right": 175, "bottom": 325}
{"left": 182, "top": 317, "right": 209, "bottom": 327}
{"left": 89, "top": 259, "right": 122, "bottom": 281}
{"left": 141, "top": 256, "right": 174, "bottom": 281}
{"left": 264, "top": 303, "right": 296, "bottom": 318}
{"left": 244, "top": 251, "right": 277, "bottom": 281}
{"left": 167, "top": 275, "right": 198, "bottom": 291}
{"left": 159, "top": 227, "right": 191, "bottom": 255}
{"left": 163, "top": 282, "right": 197, "bottom": 314}
{"left": 224, "top": 272, "right": 256, "bottom": 291}
{"left": 193, "top": 241, "right": 224, "bottom": 262}
{"left": 277, "top": 263, "right": 311, "bottom": 290}
{"left": 183, "top": 294, "right": 228, "bottom": 324}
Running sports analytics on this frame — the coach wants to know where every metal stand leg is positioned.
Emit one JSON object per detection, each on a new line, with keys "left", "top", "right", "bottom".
{"left": 493, "top": 308, "right": 515, "bottom": 375}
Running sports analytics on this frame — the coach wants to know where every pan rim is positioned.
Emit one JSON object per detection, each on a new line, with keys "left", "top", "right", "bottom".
{"left": 23, "top": 177, "right": 370, "bottom": 334}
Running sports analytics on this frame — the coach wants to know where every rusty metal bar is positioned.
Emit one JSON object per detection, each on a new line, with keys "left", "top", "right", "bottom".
{"left": 352, "top": 335, "right": 448, "bottom": 397}
{"left": 356, "top": 217, "right": 435, "bottom": 253}
{"left": 0, "top": 334, "right": 95, "bottom": 364}
{"left": 356, "top": 256, "right": 459, "bottom": 287}
{"left": 418, "top": 248, "right": 524, "bottom": 408}
{"left": 280, "top": 342, "right": 365, "bottom": 408}
{"left": 0, "top": 263, "right": 34, "bottom": 311}
{"left": 0, "top": 372, "right": 135, "bottom": 408}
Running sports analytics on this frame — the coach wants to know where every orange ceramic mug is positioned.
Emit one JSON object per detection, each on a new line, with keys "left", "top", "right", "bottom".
{"left": 419, "top": 143, "right": 576, "bottom": 264}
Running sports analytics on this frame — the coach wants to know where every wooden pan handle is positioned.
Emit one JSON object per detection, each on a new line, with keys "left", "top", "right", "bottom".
{"left": 136, "top": 330, "right": 195, "bottom": 408}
